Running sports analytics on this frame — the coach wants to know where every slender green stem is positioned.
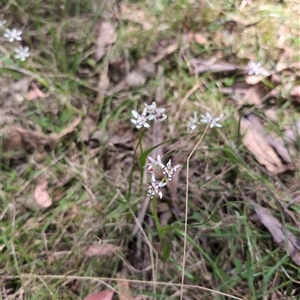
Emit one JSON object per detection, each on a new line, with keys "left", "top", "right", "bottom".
{"left": 127, "top": 129, "right": 144, "bottom": 201}
{"left": 152, "top": 196, "right": 161, "bottom": 237}
{"left": 180, "top": 125, "right": 209, "bottom": 300}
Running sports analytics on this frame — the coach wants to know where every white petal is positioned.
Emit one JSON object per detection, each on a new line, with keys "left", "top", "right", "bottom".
{"left": 148, "top": 156, "right": 156, "bottom": 163}
{"left": 174, "top": 164, "right": 180, "bottom": 171}
{"left": 132, "top": 110, "right": 139, "bottom": 118}
{"left": 156, "top": 108, "right": 166, "bottom": 113}
{"left": 151, "top": 173, "right": 156, "bottom": 182}
{"left": 142, "top": 107, "right": 148, "bottom": 116}
{"left": 131, "top": 119, "right": 137, "bottom": 124}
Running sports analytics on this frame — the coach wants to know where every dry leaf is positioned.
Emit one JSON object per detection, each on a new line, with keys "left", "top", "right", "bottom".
{"left": 84, "top": 290, "right": 114, "bottom": 300}
{"left": 240, "top": 114, "right": 291, "bottom": 174}
{"left": 253, "top": 203, "right": 300, "bottom": 266}
{"left": 126, "top": 70, "right": 146, "bottom": 87}
{"left": 116, "top": 273, "right": 135, "bottom": 300}
{"left": 119, "top": 4, "right": 153, "bottom": 30}
{"left": 245, "top": 75, "right": 263, "bottom": 85}
{"left": 34, "top": 178, "right": 52, "bottom": 208}
{"left": 290, "top": 86, "right": 300, "bottom": 103}
{"left": 96, "top": 22, "right": 117, "bottom": 60}
{"left": 192, "top": 58, "right": 240, "bottom": 74}
{"left": 242, "top": 84, "right": 269, "bottom": 106}
{"left": 26, "top": 82, "right": 45, "bottom": 100}
{"left": 2, "top": 127, "right": 51, "bottom": 159}
{"left": 96, "top": 66, "right": 110, "bottom": 104}
{"left": 193, "top": 32, "right": 207, "bottom": 44}
{"left": 80, "top": 116, "right": 98, "bottom": 143}
{"left": 85, "top": 243, "right": 122, "bottom": 257}
{"left": 284, "top": 119, "right": 300, "bottom": 143}
{"left": 50, "top": 117, "right": 82, "bottom": 140}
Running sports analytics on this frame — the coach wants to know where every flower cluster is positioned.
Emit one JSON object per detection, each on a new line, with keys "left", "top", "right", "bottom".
{"left": 131, "top": 102, "right": 167, "bottom": 129}
{"left": 187, "top": 111, "right": 222, "bottom": 131}
{"left": 146, "top": 155, "right": 180, "bottom": 199}
{"left": 1, "top": 19, "right": 30, "bottom": 62}
{"left": 246, "top": 61, "right": 269, "bottom": 76}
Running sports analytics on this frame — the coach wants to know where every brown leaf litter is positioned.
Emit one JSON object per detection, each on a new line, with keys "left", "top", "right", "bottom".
{"left": 85, "top": 243, "right": 122, "bottom": 258}
{"left": 252, "top": 201, "right": 300, "bottom": 266}
{"left": 1, "top": 116, "right": 81, "bottom": 161}
{"left": 34, "top": 178, "right": 52, "bottom": 208}
{"left": 116, "top": 272, "right": 135, "bottom": 300}
{"left": 240, "top": 114, "right": 292, "bottom": 175}
{"left": 25, "top": 82, "right": 45, "bottom": 100}
{"left": 84, "top": 290, "right": 114, "bottom": 300}
{"left": 95, "top": 21, "right": 117, "bottom": 61}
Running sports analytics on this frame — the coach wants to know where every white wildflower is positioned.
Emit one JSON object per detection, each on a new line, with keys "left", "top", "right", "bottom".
{"left": 163, "top": 159, "right": 180, "bottom": 181}
{"left": 14, "top": 46, "right": 30, "bottom": 61}
{"left": 246, "top": 61, "right": 269, "bottom": 76}
{"left": 131, "top": 108, "right": 150, "bottom": 129}
{"left": 146, "top": 155, "right": 164, "bottom": 173}
{"left": 145, "top": 101, "right": 167, "bottom": 122}
{"left": 147, "top": 173, "right": 167, "bottom": 199}
{"left": 0, "top": 19, "right": 6, "bottom": 28}
{"left": 200, "top": 112, "right": 222, "bottom": 128}
{"left": 187, "top": 111, "right": 198, "bottom": 131}
{"left": 3, "top": 28, "right": 22, "bottom": 42}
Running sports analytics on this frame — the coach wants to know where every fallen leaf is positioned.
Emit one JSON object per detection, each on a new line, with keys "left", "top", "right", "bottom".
{"left": 245, "top": 75, "right": 263, "bottom": 85}
{"left": 253, "top": 203, "right": 300, "bottom": 266}
{"left": 116, "top": 273, "right": 135, "bottom": 300}
{"left": 80, "top": 116, "right": 98, "bottom": 143}
{"left": 96, "top": 66, "right": 110, "bottom": 104}
{"left": 284, "top": 119, "right": 300, "bottom": 144}
{"left": 242, "top": 84, "right": 269, "bottom": 106}
{"left": 50, "top": 116, "right": 82, "bottom": 140}
{"left": 193, "top": 32, "right": 207, "bottom": 44}
{"left": 34, "top": 178, "right": 52, "bottom": 208}
{"left": 96, "top": 22, "right": 117, "bottom": 60}
{"left": 119, "top": 4, "right": 153, "bottom": 30}
{"left": 85, "top": 243, "right": 122, "bottom": 257}
{"left": 26, "top": 82, "right": 45, "bottom": 100}
{"left": 290, "top": 86, "right": 300, "bottom": 103}
{"left": 85, "top": 290, "right": 114, "bottom": 300}
{"left": 126, "top": 70, "right": 146, "bottom": 87}
{"left": 240, "top": 114, "right": 291, "bottom": 174}
{"left": 1, "top": 126, "right": 51, "bottom": 159}
{"left": 191, "top": 58, "right": 241, "bottom": 74}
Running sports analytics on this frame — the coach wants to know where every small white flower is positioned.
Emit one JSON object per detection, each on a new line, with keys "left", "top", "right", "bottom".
{"left": 3, "top": 28, "right": 22, "bottom": 42}
{"left": 14, "top": 46, "right": 30, "bottom": 61}
{"left": 0, "top": 19, "right": 6, "bottom": 28}
{"left": 200, "top": 112, "right": 222, "bottom": 128}
{"left": 163, "top": 159, "right": 180, "bottom": 181}
{"left": 131, "top": 108, "right": 150, "bottom": 129}
{"left": 187, "top": 111, "right": 198, "bottom": 131}
{"left": 145, "top": 101, "right": 158, "bottom": 115}
{"left": 147, "top": 173, "right": 167, "bottom": 199}
{"left": 147, "top": 155, "right": 165, "bottom": 173}
{"left": 246, "top": 61, "right": 269, "bottom": 76}
{"left": 145, "top": 101, "right": 167, "bottom": 122}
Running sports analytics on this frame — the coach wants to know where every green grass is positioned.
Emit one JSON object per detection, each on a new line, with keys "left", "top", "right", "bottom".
{"left": 1, "top": 0, "right": 300, "bottom": 299}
